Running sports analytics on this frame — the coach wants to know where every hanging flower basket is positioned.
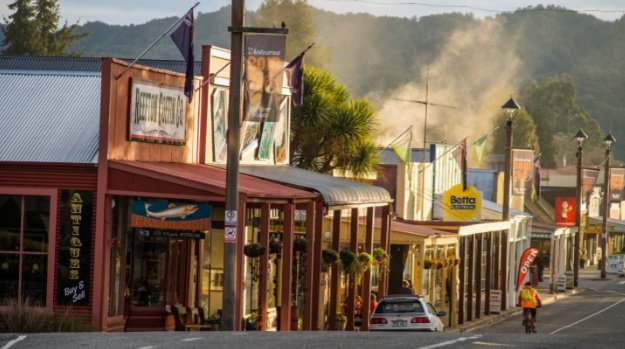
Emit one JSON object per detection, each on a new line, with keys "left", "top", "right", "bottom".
{"left": 294, "top": 235, "right": 309, "bottom": 252}
{"left": 269, "top": 239, "right": 283, "bottom": 255}
{"left": 244, "top": 243, "right": 266, "bottom": 258}
{"left": 321, "top": 248, "right": 339, "bottom": 272}
{"left": 423, "top": 258, "right": 434, "bottom": 270}
{"left": 372, "top": 248, "right": 390, "bottom": 274}
{"left": 435, "top": 259, "right": 444, "bottom": 269}
{"left": 449, "top": 257, "right": 460, "bottom": 266}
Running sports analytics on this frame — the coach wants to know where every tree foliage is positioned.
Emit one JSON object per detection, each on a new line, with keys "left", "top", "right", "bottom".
{"left": 1, "top": 0, "right": 89, "bottom": 56}
{"left": 290, "top": 67, "right": 381, "bottom": 177}
{"left": 251, "top": 0, "right": 331, "bottom": 68}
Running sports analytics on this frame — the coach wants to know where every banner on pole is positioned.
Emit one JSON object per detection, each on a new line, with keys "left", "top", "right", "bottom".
{"left": 511, "top": 149, "right": 534, "bottom": 196}
{"left": 243, "top": 34, "right": 286, "bottom": 122}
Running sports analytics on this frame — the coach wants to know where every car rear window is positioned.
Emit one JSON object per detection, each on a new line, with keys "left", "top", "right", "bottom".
{"left": 375, "top": 300, "right": 423, "bottom": 313}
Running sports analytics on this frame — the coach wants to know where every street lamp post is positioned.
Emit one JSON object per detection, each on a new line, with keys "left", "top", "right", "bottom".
{"left": 574, "top": 129, "right": 588, "bottom": 287}
{"left": 601, "top": 132, "right": 616, "bottom": 279}
{"left": 501, "top": 96, "right": 520, "bottom": 310}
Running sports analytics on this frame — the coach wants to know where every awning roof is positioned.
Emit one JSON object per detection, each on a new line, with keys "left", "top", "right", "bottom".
{"left": 588, "top": 217, "right": 625, "bottom": 233}
{"left": 109, "top": 161, "right": 318, "bottom": 201}
{"left": 237, "top": 165, "right": 392, "bottom": 208}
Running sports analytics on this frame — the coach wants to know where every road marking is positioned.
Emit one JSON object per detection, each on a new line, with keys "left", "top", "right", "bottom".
{"left": 181, "top": 338, "right": 202, "bottom": 342}
{"left": 472, "top": 342, "right": 513, "bottom": 347}
{"left": 550, "top": 298, "right": 625, "bottom": 334}
{"left": 618, "top": 281, "right": 625, "bottom": 284}
{"left": 1, "top": 336, "right": 26, "bottom": 349}
{"left": 136, "top": 347, "right": 156, "bottom": 349}
{"left": 415, "top": 335, "right": 482, "bottom": 349}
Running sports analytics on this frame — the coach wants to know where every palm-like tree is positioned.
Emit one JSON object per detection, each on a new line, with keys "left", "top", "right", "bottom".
{"left": 290, "top": 67, "right": 381, "bottom": 178}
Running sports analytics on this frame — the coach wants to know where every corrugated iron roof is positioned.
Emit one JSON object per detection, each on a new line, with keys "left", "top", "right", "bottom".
{"left": 111, "top": 161, "right": 319, "bottom": 200}
{"left": 0, "top": 55, "right": 202, "bottom": 75}
{"left": 0, "top": 71, "right": 100, "bottom": 163}
{"left": 237, "top": 165, "right": 392, "bottom": 207}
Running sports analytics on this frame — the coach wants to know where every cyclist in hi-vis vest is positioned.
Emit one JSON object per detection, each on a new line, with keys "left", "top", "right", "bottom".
{"left": 518, "top": 281, "right": 543, "bottom": 332}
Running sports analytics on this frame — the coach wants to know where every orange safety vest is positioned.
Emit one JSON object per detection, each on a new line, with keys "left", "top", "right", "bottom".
{"left": 518, "top": 286, "right": 542, "bottom": 309}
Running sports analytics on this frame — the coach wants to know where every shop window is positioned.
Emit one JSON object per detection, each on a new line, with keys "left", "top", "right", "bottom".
{"left": 131, "top": 230, "right": 167, "bottom": 307}
{"left": 0, "top": 195, "right": 50, "bottom": 305}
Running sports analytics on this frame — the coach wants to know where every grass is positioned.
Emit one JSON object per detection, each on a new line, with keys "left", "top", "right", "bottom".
{"left": 0, "top": 298, "right": 94, "bottom": 333}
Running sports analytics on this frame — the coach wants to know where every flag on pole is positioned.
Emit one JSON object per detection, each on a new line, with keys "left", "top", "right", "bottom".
{"left": 170, "top": 9, "right": 194, "bottom": 102}
{"left": 389, "top": 127, "right": 412, "bottom": 163}
{"left": 473, "top": 126, "right": 499, "bottom": 167}
{"left": 285, "top": 42, "right": 316, "bottom": 107}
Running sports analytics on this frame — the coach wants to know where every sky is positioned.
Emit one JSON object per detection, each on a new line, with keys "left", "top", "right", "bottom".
{"left": 1, "top": 0, "right": 624, "bottom": 26}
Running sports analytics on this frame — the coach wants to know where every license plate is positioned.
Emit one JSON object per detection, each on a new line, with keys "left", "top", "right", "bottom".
{"left": 391, "top": 319, "right": 407, "bottom": 327}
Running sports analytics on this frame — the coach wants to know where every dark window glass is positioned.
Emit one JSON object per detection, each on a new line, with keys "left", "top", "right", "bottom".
{"left": 0, "top": 254, "right": 19, "bottom": 300}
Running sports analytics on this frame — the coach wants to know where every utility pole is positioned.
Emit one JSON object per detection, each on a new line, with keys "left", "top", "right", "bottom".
{"left": 223, "top": 0, "right": 245, "bottom": 331}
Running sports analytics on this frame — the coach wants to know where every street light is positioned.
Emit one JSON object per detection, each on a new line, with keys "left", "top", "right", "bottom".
{"left": 501, "top": 96, "right": 520, "bottom": 311}
{"left": 601, "top": 132, "right": 616, "bottom": 279}
{"left": 501, "top": 97, "right": 521, "bottom": 221}
{"left": 573, "top": 128, "right": 588, "bottom": 287}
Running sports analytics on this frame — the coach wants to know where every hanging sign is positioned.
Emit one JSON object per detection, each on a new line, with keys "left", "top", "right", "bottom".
{"left": 243, "top": 34, "right": 286, "bottom": 122}
{"left": 443, "top": 184, "right": 482, "bottom": 222}
{"left": 555, "top": 197, "right": 576, "bottom": 226}
{"left": 511, "top": 149, "right": 534, "bottom": 196}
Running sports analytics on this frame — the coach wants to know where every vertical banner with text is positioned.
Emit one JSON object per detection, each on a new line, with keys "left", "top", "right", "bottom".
{"left": 610, "top": 168, "right": 625, "bottom": 201}
{"left": 582, "top": 168, "right": 600, "bottom": 205}
{"left": 243, "top": 34, "right": 286, "bottom": 122}
{"left": 511, "top": 149, "right": 534, "bottom": 196}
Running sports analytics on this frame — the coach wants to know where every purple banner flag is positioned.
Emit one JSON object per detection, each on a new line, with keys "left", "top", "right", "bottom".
{"left": 170, "top": 10, "right": 194, "bottom": 102}
{"left": 286, "top": 52, "right": 305, "bottom": 107}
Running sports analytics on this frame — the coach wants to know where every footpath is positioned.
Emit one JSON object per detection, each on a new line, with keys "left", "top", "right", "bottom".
{"left": 448, "top": 267, "right": 623, "bottom": 332}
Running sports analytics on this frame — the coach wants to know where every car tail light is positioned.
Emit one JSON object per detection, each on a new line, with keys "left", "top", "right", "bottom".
{"left": 370, "top": 318, "right": 388, "bottom": 324}
{"left": 411, "top": 317, "right": 430, "bottom": 324}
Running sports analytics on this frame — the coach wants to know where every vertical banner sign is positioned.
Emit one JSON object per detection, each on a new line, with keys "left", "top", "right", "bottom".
{"left": 610, "top": 168, "right": 625, "bottom": 201}
{"left": 57, "top": 190, "right": 93, "bottom": 305}
{"left": 555, "top": 197, "right": 576, "bottom": 226}
{"left": 517, "top": 247, "right": 539, "bottom": 290}
{"left": 243, "top": 34, "right": 286, "bottom": 122}
{"left": 511, "top": 149, "right": 534, "bottom": 196}
{"left": 581, "top": 168, "right": 600, "bottom": 205}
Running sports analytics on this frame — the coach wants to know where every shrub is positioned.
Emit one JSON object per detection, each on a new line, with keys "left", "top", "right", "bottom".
{"left": 0, "top": 298, "right": 93, "bottom": 333}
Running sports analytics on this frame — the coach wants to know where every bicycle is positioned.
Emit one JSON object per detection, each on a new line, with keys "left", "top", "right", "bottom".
{"left": 522, "top": 308, "right": 535, "bottom": 334}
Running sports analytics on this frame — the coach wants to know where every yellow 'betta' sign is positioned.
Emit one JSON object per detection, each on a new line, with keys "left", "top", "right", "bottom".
{"left": 443, "top": 184, "right": 482, "bottom": 222}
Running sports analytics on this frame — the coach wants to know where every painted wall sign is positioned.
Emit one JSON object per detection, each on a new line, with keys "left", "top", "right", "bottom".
{"left": 555, "top": 197, "right": 576, "bottom": 226}
{"left": 130, "top": 201, "right": 211, "bottom": 231}
{"left": 129, "top": 78, "right": 187, "bottom": 145}
{"left": 57, "top": 190, "right": 93, "bottom": 305}
{"left": 443, "top": 184, "right": 482, "bottom": 222}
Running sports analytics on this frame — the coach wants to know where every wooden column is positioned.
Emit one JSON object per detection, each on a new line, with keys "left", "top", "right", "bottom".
{"left": 329, "top": 209, "right": 341, "bottom": 330}
{"left": 379, "top": 204, "right": 391, "bottom": 298}
{"left": 475, "top": 235, "right": 482, "bottom": 319}
{"left": 310, "top": 201, "right": 324, "bottom": 330}
{"left": 279, "top": 202, "right": 295, "bottom": 331}
{"left": 449, "top": 263, "right": 458, "bottom": 328}
{"left": 303, "top": 201, "right": 316, "bottom": 330}
{"left": 346, "top": 208, "right": 359, "bottom": 331}
{"left": 258, "top": 203, "right": 271, "bottom": 330}
{"left": 360, "top": 207, "right": 374, "bottom": 331}
{"left": 467, "top": 236, "right": 474, "bottom": 321}
{"left": 484, "top": 232, "right": 493, "bottom": 315}
{"left": 458, "top": 237, "right": 465, "bottom": 325}
{"left": 501, "top": 230, "right": 508, "bottom": 311}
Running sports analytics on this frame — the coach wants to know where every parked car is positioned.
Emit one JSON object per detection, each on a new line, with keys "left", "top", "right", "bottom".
{"left": 369, "top": 294, "right": 446, "bottom": 332}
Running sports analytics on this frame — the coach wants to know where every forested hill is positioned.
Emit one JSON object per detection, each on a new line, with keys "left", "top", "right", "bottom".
{"left": 6, "top": 4, "right": 625, "bottom": 165}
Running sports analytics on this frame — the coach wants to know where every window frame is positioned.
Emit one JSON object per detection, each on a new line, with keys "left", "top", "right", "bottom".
{"left": 0, "top": 188, "right": 57, "bottom": 309}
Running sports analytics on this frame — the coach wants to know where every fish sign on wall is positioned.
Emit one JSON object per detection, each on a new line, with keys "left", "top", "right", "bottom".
{"left": 130, "top": 201, "right": 212, "bottom": 231}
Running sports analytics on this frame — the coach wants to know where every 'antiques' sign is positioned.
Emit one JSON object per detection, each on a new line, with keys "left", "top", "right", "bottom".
{"left": 57, "top": 190, "right": 93, "bottom": 305}
{"left": 131, "top": 201, "right": 211, "bottom": 231}
{"left": 129, "top": 78, "right": 187, "bottom": 145}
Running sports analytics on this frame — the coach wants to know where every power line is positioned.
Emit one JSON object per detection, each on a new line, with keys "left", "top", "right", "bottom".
{"left": 317, "top": 1, "right": 625, "bottom": 18}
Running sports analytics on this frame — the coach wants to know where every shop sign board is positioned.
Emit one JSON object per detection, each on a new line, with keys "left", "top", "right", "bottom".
{"left": 129, "top": 78, "right": 187, "bottom": 145}
{"left": 489, "top": 290, "right": 501, "bottom": 314}
{"left": 443, "top": 184, "right": 482, "bottom": 222}
{"left": 57, "top": 190, "right": 93, "bottom": 306}
{"left": 130, "top": 201, "right": 211, "bottom": 231}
